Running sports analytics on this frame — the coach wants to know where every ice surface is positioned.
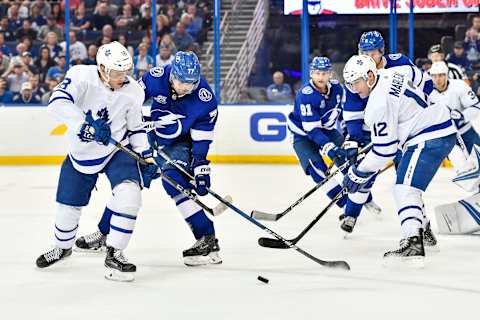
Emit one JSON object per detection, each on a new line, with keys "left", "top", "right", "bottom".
{"left": 0, "top": 164, "right": 479, "bottom": 319}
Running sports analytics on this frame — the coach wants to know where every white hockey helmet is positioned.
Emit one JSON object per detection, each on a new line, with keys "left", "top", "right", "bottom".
{"left": 343, "top": 55, "right": 377, "bottom": 90}
{"left": 429, "top": 61, "right": 448, "bottom": 75}
{"left": 96, "top": 41, "right": 133, "bottom": 84}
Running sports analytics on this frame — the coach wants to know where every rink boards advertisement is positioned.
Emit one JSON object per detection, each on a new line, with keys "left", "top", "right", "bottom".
{"left": 0, "top": 105, "right": 299, "bottom": 165}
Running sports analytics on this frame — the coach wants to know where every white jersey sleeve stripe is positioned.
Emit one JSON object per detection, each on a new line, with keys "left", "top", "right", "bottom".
{"left": 302, "top": 120, "right": 323, "bottom": 132}
{"left": 190, "top": 128, "right": 214, "bottom": 141}
{"left": 343, "top": 110, "right": 364, "bottom": 121}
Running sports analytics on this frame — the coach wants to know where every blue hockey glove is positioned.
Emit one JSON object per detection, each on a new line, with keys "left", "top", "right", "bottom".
{"left": 343, "top": 165, "right": 374, "bottom": 193}
{"left": 139, "top": 149, "right": 160, "bottom": 188}
{"left": 321, "top": 142, "right": 347, "bottom": 162}
{"left": 450, "top": 109, "right": 466, "bottom": 128}
{"left": 78, "top": 110, "right": 111, "bottom": 145}
{"left": 343, "top": 140, "right": 360, "bottom": 163}
{"left": 191, "top": 158, "right": 211, "bottom": 196}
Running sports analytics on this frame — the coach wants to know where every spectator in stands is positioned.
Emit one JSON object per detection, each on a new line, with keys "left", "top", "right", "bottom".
{"left": 173, "top": 22, "right": 194, "bottom": 52}
{"left": 0, "top": 17, "right": 15, "bottom": 41}
{"left": 34, "top": 46, "right": 55, "bottom": 83}
{"left": 0, "top": 1, "right": 8, "bottom": 18}
{"left": 447, "top": 41, "right": 472, "bottom": 75}
{"left": 21, "top": 51, "right": 39, "bottom": 75}
{"left": 428, "top": 44, "right": 466, "bottom": 80}
{"left": 0, "top": 77, "right": 14, "bottom": 104}
{"left": 16, "top": 20, "right": 38, "bottom": 41}
{"left": 156, "top": 14, "right": 171, "bottom": 40}
{"left": 14, "top": 42, "right": 28, "bottom": 62}
{"left": 99, "top": 0, "right": 119, "bottom": 18}
{"left": 71, "top": 2, "right": 92, "bottom": 33}
{"left": 0, "top": 51, "right": 10, "bottom": 75}
{"left": 7, "top": 4, "right": 23, "bottom": 31}
{"left": 133, "top": 43, "right": 154, "bottom": 78}
{"left": 140, "top": 0, "right": 160, "bottom": 21}
{"left": 30, "top": 4, "right": 47, "bottom": 30}
{"left": 115, "top": 3, "right": 139, "bottom": 31}
{"left": 117, "top": 34, "right": 134, "bottom": 57}
{"left": 43, "top": 32, "right": 63, "bottom": 60}
{"left": 96, "top": 24, "right": 114, "bottom": 46}
{"left": 156, "top": 42, "right": 174, "bottom": 67}
{"left": 33, "top": 0, "right": 51, "bottom": 17}
{"left": 29, "top": 73, "right": 47, "bottom": 97}
{"left": 161, "top": 33, "right": 177, "bottom": 54}
{"left": 82, "top": 44, "right": 97, "bottom": 65}
{"left": 12, "top": 81, "right": 41, "bottom": 104}
{"left": 92, "top": 2, "right": 114, "bottom": 31}
{"left": 185, "top": 4, "right": 203, "bottom": 39}
{"left": 41, "top": 78, "right": 59, "bottom": 104}
{"left": 46, "top": 54, "right": 66, "bottom": 82}
{"left": 3, "top": 61, "right": 30, "bottom": 93}
{"left": 201, "top": 3, "right": 212, "bottom": 30}
{"left": 266, "top": 71, "right": 293, "bottom": 102}
{"left": 38, "top": 15, "right": 64, "bottom": 41}
{"left": 17, "top": 1, "right": 30, "bottom": 19}
{"left": 51, "top": 2, "right": 65, "bottom": 27}
{"left": 0, "top": 32, "right": 12, "bottom": 56}
{"left": 166, "top": 4, "right": 179, "bottom": 28}
{"left": 465, "top": 15, "right": 480, "bottom": 69}
{"left": 60, "top": 31, "right": 87, "bottom": 65}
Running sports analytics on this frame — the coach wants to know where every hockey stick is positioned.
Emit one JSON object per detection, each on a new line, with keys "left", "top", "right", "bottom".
{"left": 154, "top": 145, "right": 349, "bottom": 270}
{"left": 258, "top": 162, "right": 394, "bottom": 249}
{"left": 156, "top": 149, "right": 233, "bottom": 215}
{"left": 109, "top": 138, "right": 227, "bottom": 216}
{"left": 251, "top": 143, "right": 373, "bottom": 221}
{"left": 156, "top": 149, "right": 349, "bottom": 269}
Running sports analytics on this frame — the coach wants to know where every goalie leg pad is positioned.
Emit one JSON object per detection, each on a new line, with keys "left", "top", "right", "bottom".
{"left": 435, "top": 193, "right": 480, "bottom": 234}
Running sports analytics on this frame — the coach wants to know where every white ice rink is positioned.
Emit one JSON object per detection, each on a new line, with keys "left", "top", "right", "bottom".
{"left": 1, "top": 164, "right": 479, "bottom": 320}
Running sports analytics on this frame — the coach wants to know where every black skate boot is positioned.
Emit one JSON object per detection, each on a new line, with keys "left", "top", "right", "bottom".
{"left": 384, "top": 232, "right": 425, "bottom": 267}
{"left": 104, "top": 246, "right": 136, "bottom": 282}
{"left": 423, "top": 222, "right": 438, "bottom": 250}
{"left": 75, "top": 230, "right": 106, "bottom": 253}
{"left": 183, "top": 234, "right": 222, "bottom": 266}
{"left": 36, "top": 247, "right": 72, "bottom": 268}
{"left": 340, "top": 216, "right": 357, "bottom": 233}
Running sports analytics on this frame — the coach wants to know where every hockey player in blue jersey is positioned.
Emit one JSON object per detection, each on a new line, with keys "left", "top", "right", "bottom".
{"left": 287, "top": 57, "right": 348, "bottom": 208}
{"left": 35, "top": 42, "right": 160, "bottom": 282}
{"left": 342, "top": 55, "right": 456, "bottom": 263}
{"left": 76, "top": 51, "right": 222, "bottom": 266}
{"left": 340, "top": 30, "right": 434, "bottom": 234}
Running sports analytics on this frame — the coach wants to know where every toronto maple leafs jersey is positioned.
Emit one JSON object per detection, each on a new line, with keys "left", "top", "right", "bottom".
{"left": 358, "top": 68, "right": 456, "bottom": 173}
{"left": 287, "top": 80, "right": 344, "bottom": 147}
{"left": 343, "top": 53, "right": 434, "bottom": 142}
{"left": 140, "top": 65, "right": 218, "bottom": 161}
{"left": 47, "top": 65, "right": 149, "bottom": 174}
{"left": 428, "top": 79, "right": 480, "bottom": 134}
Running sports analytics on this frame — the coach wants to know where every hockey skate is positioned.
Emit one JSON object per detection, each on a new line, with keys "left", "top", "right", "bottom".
{"left": 75, "top": 230, "right": 107, "bottom": 253}
{"left": 36, "top": 247, "right": 72, "bottom": 268}
{"left": 183, "top": 234, "right": 222, "bottom": 266}
{"left": 364, "top": 200, "right": 382, "bottom": 217}
{"left": 340, "top": 216, "right": 357, "bottom": 236}
{"left": 104, "top": 246, "right": 136, "bottom": 282}
{"left": 423, "top": 222, "right": 439, "bottom": 252}
{"left": 383, "top": 232, "right": 425, "bottom": 268}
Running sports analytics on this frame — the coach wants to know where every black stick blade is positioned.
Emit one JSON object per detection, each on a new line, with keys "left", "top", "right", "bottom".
{"left": 327, "top": 260, "right": 351, "bottom": 271}
{"left": 258, "top": 237, "right": 291, "bottom": 249}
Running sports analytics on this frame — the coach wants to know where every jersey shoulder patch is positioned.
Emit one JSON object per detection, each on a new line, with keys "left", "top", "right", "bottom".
{"left": 387, "top": 53, "right": 403, "bottom": 60}
{"left": 198, "top": 87, "right": 213, "bottom": 102}
{"left": 149, "top": 66, "right": 165, "bottom": 77}
{"left": 301, "top": 86, "right": 313, "bottom": 95}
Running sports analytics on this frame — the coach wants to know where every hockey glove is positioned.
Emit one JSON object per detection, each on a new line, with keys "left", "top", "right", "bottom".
{"left": 343, "top": 165, "right": 374, "bottom": 193}
{"left": 191, "top": 158, "right": 211, "bottom": 196}
{"left": 139, "top": 149, "right": 160, "bottom": 188}
{"left": 79, "top": 110, "right": 111, "bottom": 145}
{"left": 321, "top": 142, "right": 347, "bottom": 162}
{"left": 450, "top": 109, "right": 466, "bottom": 128}
{"left": 343, "top": 140, "right": 360, "bottom": 163}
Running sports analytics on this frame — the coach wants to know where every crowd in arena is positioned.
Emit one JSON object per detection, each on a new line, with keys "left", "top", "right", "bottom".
{"left": 0, "top": 0, "right": 212, "bottom": 105}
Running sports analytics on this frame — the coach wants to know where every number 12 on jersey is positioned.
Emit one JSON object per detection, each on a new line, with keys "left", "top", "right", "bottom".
{"left": 373, "top": 122, "right": 387, "bottom": 137}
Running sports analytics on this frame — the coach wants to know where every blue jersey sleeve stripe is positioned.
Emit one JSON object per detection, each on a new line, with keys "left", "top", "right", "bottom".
{"left": 404, "top": 89, "right": 428, "bottom": 108}
{"left": 410, "top": 65, "right": 416, "bottom": 84}
{"left": 128, "top": 129, "right": 146, "bottom": 136}
{"left": 53, "top": 89, "right": 74, "bottom": 103}
{"left": 48, "top": 96, "right": 74, "bottom": 105}
{"left": 372, "top": 148, "right": 397, "bottom": 158}
{"left": 373, "top": 140, "right": 399, "bottom": 147}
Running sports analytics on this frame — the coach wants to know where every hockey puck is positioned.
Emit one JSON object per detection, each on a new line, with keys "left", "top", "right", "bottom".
{"left": 257, "top": 276, "right": 269, "bottom": 284}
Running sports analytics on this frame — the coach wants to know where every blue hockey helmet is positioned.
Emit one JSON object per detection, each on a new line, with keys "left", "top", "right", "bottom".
{"left": 358, "top": 31, "right": 385, "bottom": 54}
{"left": 170, "top": 51, "right": 201, "bottom": 88}
{"left": 310, "top": 56, "right": 332, "bottom": 72}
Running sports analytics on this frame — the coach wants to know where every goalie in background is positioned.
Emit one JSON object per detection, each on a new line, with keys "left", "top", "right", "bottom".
{"left": 428, "top": 61, "right": 480, "bottom": 235}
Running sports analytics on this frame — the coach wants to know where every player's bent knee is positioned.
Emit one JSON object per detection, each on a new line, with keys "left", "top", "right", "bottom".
{"left": 393, "top": 184, "right": 422, "bottom": 207}
{"left": 162, "top": 169, "right": 190, "bottom": 198}
{"left": 110, "top": 180, "right": 142, "bottom": 215}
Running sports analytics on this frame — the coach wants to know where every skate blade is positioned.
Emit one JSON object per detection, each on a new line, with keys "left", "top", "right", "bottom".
{"left": 184, "top": 252, "right": 223, "bottom": 267}
{"left": 74, "top": 246, "right": 106, "bottom": 254}
{"left": 104, "top": 268, "right": 135, "bottom": 282}
{"left": 382, "top": 256, "right": 425, "bottom": 269}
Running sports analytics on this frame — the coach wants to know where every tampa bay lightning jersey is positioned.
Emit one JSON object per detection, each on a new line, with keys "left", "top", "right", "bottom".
{"left": 343, "top": 53, "right": 434, "bottom": 142}
{"left": 140, "top": 65, "right": 218, "bottom": 160}
{"left": 287, "top": 80, "right": 344, "bottom": 147}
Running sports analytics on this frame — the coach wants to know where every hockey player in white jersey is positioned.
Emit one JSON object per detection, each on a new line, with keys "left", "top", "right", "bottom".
{"left": 428, "top": 61, "right": 480, "bottom": 235}
{"left": 342, "top": 55, "right": 457, "bottom": 264}
{"left": 35, "top": 42, "right": 159, "bottom": 281}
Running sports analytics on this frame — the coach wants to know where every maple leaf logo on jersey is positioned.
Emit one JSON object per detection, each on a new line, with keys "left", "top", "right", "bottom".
{"left": 96, "top": 107, "right": 110, "bottom": 122}
{"left": 151, "top": 109, "right": 186, "bottom": 139}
